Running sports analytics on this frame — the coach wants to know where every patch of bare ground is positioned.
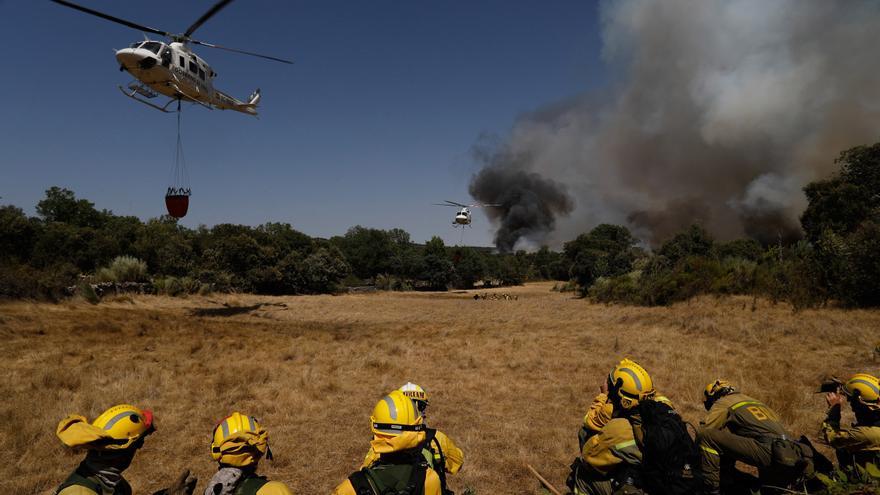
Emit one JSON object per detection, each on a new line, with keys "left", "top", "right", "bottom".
{"left": 0, "top": 283, "right": 877, "bottom": 494}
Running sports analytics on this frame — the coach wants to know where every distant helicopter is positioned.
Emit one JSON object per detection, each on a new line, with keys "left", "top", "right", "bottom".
{"left": 50, "top": 0, "right": 293, "bottom": 115}
{"left": 434, "top": 200, "right": 500, "bottom": 227}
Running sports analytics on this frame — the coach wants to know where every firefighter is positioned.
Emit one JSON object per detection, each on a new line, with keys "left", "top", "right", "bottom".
{"left": 699, "top": 380, "right": 812, "bottom": 494}
{"left": 55, "top": 404, "right": 196, "bottom": 495}
{"left": 334, "top": 390, "right": 442, "bottom": 495}
{"left": 568, "top": 359, "right": 655, "bottom": 495}
{"left": 822, "top": 373, "right": 880, "bottom": 479}
{"left": 206, "top": 412, "right": 293, "bottom": 495}
{"left": 363, "top": 383, "right": 464, "bottom": 482}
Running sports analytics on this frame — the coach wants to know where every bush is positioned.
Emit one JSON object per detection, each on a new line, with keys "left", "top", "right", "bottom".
{"left": 375, "top": 273, "right": 412, "bottom": 291}
{"left": 95, "top": 255, "right": 148, "bottom": 283}
{"left": 0, "top": 261, "right": 78, "bottom": 301}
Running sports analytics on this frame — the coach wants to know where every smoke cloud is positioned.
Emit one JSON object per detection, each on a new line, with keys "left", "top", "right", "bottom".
{"left": 471, "top": 0, "right": 880, "bottom": 249}
{"left": 469, "top": 145, "right": 575, "bottom": 252}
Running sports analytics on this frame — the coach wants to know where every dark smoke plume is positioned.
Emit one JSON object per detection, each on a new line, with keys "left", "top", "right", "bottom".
{"left": 469, "top": 146, "right": 574, "bottom": 252}
{"left": 472, "top": 0, "right": 880, "bottom": 248}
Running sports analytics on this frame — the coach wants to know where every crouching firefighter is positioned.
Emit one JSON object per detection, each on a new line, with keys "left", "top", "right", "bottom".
{"left": 822, "top": 373, "right": 880, "bottom": 481}
{"left": 567, "top": 359, "right": 657, "bottom": 495}
{"left": 699, "top": 380, "right": 814, "bottom": 494}
{"left": 206, "top": 412, "right": 293, "bottom": 495}
{"left": 334, "top": 390, "right": 443, "bottom": 495}
{"left": 363, "top": 383, "right": 464, "bottom": 491}
{"left": 55, "top": 404, "right": 197, "bottom": 495}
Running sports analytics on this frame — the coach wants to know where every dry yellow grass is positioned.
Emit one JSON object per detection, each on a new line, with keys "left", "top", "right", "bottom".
{"left": 1, "top": 283, "right": 878, "bottom": 494}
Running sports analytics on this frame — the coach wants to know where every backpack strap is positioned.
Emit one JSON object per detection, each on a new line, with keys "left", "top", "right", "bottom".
{"left": 426, "top": 429, "right": 453, "bottom": 495}
{"left": 348, "top": 469, "right": 377, "bottom": 495}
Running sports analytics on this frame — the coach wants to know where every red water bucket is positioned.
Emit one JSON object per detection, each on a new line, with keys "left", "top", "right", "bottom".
{"left": 165, "top": 194, "right": 190, "bottom": 218}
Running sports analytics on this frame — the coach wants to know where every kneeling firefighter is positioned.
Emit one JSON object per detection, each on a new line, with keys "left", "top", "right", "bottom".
{"left": 55, "top": 404, "right": 197, "bottom": 495}
{"left": 568, "top": 359, "right": 656, "bottom": 495}
{"left": 206, "top": 412, "right": 293, "bottom": 495}
{"left": 363, "top": 383, "right": 464, "bottom": 485}
{"left": 699, "top": 380, "right": 814, "bottom": 494}
{"left": 822, "top": 373, "right": 880, "bottom": 480}
{"left": 334, "top": 390, "right": 443, "bottom": 495}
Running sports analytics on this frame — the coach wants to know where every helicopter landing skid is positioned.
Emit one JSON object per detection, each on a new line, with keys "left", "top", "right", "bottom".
{"left": 118, "top": 85, "right": 176, "bottom": 113}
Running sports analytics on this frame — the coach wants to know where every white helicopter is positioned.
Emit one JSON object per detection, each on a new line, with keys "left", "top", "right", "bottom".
{"left": 434, "top": 200, "right": 500, "bottom": 227}
{"left": 51, "top": 0, "right": 293, "bottom": 115}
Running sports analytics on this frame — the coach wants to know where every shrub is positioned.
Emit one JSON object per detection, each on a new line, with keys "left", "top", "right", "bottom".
{"left": 375, "top": 274, "right": 412, "bottom": 291}
{"left": 95, "top": 255, "right": 148, "bottom": 283}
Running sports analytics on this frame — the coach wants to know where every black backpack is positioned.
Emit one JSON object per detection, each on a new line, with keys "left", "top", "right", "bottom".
{"left": 636, "top": 400, "right": 704, "bottom": 495}
{"left": 348, "top": 449, "right": 429, "bottom": 495}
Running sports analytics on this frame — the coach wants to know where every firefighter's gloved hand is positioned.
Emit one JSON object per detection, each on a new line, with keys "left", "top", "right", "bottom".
{"left": 152, "top": 469, "right": 198, "bottom": 495}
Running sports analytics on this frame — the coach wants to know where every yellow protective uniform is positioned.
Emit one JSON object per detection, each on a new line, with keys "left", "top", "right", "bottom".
{"left": 57, "top": 488, "right": 101, "bottom": 495}
{"left": 822, "top": 404, "right": 880, "bottom": 474}
{"left": 254, "top": 481, "right": 294, "bottom": 495}
{"left": 335, "top": 431, "right": 441, "bottom": 495}
{"left": 582, "top": 418, "right": 642, "bottom": 475}
{"left": 362, "top": 429, "right": 464, "bottom": 474}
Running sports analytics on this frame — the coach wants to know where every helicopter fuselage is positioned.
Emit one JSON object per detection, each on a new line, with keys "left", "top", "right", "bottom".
{"left": 115, "top": 40, "right": 259, "bottom": 114}
{"left": 454, "top": 208, "right": 471, "bottom": 225}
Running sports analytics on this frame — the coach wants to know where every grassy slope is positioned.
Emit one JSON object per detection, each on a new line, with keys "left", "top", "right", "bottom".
{"left": 1, "top": 283, "right": 878, "bottom": 494}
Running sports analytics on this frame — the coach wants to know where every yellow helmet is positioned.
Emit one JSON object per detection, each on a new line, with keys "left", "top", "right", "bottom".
{"left": 703, "top": 379, "right": 736, "bottom": 410}
{"left": 89, "top": 404, "right": 154, "bottom": 450}
{"left": 399, "top": 382, "right": 429, "bottom": 411}
{"left": 211, "top": 412, "right": 271, "bottom": 468}
{"left": 843, "top": 373, "right": 880, "bottom": 411}
{"left": 607, "top": 358, "right": 655, "bottom": 410}
{"left": 371, "top": 390, "right": 425, "bottom": 436}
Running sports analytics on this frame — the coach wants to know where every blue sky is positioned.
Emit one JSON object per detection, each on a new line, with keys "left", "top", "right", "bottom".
{"left": 0, "top": 0, "right": 604, "bottom": 246}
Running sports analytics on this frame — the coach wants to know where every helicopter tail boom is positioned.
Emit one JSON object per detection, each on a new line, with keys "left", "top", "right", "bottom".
{"left": 211, "top": 88, "right": 260, "bottom": 115}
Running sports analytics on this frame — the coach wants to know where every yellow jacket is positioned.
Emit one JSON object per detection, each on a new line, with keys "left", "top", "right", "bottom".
{"left": 255, "top": 481, "right": 295, "bottom": 495}
{"left": 362, "top": 429, "right": 464, "bottom": 474}
{"left": 582, "top": 417, "right": 642, "bottom": 476}
{"left": 822, "top": 406, "right": 880, "bottom": 457}
{"left": 57, "top": 487, "right": 107, "bottom": 495}
{"left": 58, "top": 479, "right": 293, "bottom": 495}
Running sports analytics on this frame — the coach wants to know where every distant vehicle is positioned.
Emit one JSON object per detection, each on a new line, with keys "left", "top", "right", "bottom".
{"left": 50, "top": 0, "right": 293, "bottom": 115}
{"left": 434, "top": 200, "right": 500, "bottom": 227}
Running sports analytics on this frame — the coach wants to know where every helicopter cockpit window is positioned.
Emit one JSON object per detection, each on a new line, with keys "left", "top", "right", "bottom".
{"left": 198, "top": 67, "right": 205, "bottom": 80}
{"left": 142, "top": 42, "right": 162, "bottom": 54}
{"left": 189, "top": 60, "right": 198, "bottom": 73}
{"left": 129, "top": 42, "right": 143, "bottom": 49}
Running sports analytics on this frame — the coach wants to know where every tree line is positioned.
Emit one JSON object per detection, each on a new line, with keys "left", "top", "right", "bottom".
{"left": 1, "top": 141, "right": 877, "bottom": 307}
{"left": 0, "top": 188, "right": 563, "bottom": 300}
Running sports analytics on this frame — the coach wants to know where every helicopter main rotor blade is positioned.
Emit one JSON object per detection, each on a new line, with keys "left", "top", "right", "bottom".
{"left": 190, "top": 39, "right": 294, "bottom": 64}
{"left": 442, "top": 200, "right": 469, "bottom": 208}
{"left": 433, "top": 203, "right": 462, "bottom": 207}
{"left": 183, "top": 0, "right": 235, "bottom": 38}
{"left": 50, "top": 0, "right": 171, "bottom": 37}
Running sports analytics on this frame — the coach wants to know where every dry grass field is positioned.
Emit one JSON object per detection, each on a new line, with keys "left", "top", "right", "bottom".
{"left": 1, "top": 282, "right": 879, "bottom": 494}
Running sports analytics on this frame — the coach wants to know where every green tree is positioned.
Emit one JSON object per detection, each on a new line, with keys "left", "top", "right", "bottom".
{"left": 331, "top": 226, "right": 396, "bottom": 280}
{"left": 657, "top": 225, "right": 714, "bottom": 265}
{"left": 0, "top": 205, "right": 39, "bottom": 262}
{"left": 564, "top": 224, "right": 638, "bottom": 288}
{"left": 36, "top": 187, "right": 107, "bottom": 228}
{"left": 420, "top": 236, "right": 453, "bottom": 290}
{"left": 301, "top": 246, "right": 351, "bottom": 293}
{"left": 452, "top": 247, "right": 487, "bottom": 289}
